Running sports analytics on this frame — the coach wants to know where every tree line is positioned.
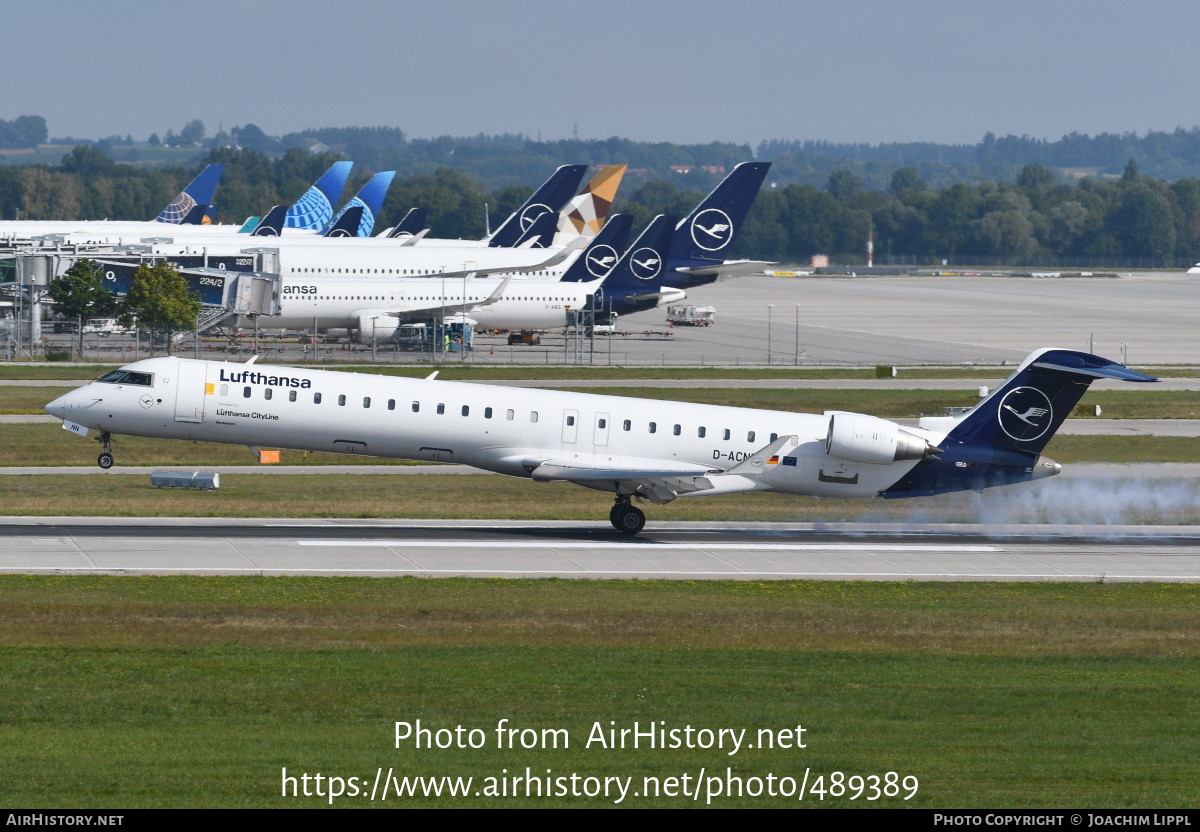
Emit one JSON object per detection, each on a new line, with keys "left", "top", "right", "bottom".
{"left": 6, "top": 147, "right": 1200, "bottom": 265}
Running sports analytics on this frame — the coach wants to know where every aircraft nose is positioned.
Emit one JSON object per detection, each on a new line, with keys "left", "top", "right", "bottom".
{"left": 45, "top": 393, "right": 72, "bottom": 420}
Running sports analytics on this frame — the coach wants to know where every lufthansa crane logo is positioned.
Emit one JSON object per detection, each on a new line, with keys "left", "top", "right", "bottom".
{"left": 690, "top": 208, "right": 734, "bottom": 251}
{"left": 630, "top": 248, "right": 663, "bottom": 280}
{"left": 519, "top": 204, "right": 552, "bottom": 232}
{"left": 997, "top": 387, "right": 1053, "bottom": 442}
{"left": 585, "top": 245, "right": 619, "bottom": 278}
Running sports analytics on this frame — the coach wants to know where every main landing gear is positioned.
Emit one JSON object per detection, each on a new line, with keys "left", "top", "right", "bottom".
{"left": 95, "top": 431, "right": 114, "bottom": 469}
{"left": 609, "top": 496, "right": 645, "bottom": 536}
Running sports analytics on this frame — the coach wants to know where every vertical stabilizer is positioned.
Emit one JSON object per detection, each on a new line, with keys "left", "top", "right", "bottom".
{"left": 284, "top": 161, "right": 353, "bottom": 230}
{"left": 154, "top": 163, "right": 224, "bottom": 224}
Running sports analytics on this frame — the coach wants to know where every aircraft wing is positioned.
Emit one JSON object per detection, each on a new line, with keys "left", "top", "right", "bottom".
{"left": 528, "top": 436, "right": 799, "bottom": 503}
{"left": 398, "top": 228, "right": 429, "bottom": 246}
{"left": 374, "top": 278, "right": 512, "bottom": 321}
{"left": 412, "top": 238, "right": 585, "bottom": 279}
{"left": 673, "top": 260, "right": 777, "bottom": 280}
{"left": 530, "top": 460, "right": 721, "bottom": 482}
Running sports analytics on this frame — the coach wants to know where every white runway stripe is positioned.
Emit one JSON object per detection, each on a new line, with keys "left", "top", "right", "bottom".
{"left": 295, "top": 540, "right": 1000, "bottom": 552}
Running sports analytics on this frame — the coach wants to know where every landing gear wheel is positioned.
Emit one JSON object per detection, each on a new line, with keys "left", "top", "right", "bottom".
{"left": 95, "top": 431, "right": 114, "bottom": 469}
{"left": 610, "top": 502, "right": 646, "bottom": 536}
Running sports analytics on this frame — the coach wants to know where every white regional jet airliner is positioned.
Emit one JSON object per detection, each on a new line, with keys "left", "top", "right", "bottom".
{"left": 45, "top": 348, "right": 1154, "bottom": 534}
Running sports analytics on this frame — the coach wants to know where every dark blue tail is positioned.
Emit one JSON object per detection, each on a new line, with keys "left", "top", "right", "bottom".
{"left": 250, "top": 205, "right": 288, "bottom": 237}
{"left": 154, "top": 163, "right": 224, "bottom": 223}
{"left": 323, "top": 206, "right": 364, "bottom": 237}
{"left": 487, "top": 165, "right": 588, "bottom": 247}
{"left": 884, "top": 349, "right": 1156, "bottom": 498}
{"left": 387, "top": 207, "right": 429, "bottom": 238}
{"left": 512, "top": 208, "right": 559, "bottom": 248}
{"left": 591, "top": 214, "right": 678, "bottom": 316}
{"left": 667, "top": 161, "right": 770, "bottom": 283}
{"left": 560, "top": 214, "right": 633, "bottom": 283}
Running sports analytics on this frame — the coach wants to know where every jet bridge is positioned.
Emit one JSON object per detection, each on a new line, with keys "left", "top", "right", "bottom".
{"left": 9, "top": 246, "right": 281, "bottom": 310}
{"left": 1, "top": 246, "right": 281, "bottom": 348}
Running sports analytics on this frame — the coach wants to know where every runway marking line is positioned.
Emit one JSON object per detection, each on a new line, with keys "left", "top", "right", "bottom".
{"left": 294, "top": 541, "right": 1001, "bottom": 552}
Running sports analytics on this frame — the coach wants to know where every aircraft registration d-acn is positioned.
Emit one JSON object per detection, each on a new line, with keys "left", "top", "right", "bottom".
{"left": 45, "top": 349, "right": 1154, "bottom": 534}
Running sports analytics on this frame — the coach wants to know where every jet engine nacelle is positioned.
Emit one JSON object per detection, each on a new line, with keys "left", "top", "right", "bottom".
{"left": 825, "top": 412, "right": 939, "bottom": 465}
{"left": 354, "top": 311, "right": 401, "bottom": 344}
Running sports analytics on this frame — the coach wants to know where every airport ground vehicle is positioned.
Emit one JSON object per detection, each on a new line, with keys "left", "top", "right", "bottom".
{"left": 667, "top": 305, "right": 715, "bottom": 326}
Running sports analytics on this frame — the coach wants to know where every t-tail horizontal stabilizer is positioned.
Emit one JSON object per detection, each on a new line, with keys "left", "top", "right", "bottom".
{"left": 884, "top": 348, "right": 1156, "bottom": 498}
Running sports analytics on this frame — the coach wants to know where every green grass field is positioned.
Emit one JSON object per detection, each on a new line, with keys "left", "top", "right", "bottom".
{"left": 3, "top": 362, "right": 1197, "bottom": 381}
{"left": 1, "top": 577, "right": 1196, "bottom": 808}
{"left": 2, "top": 362, "right": 1198, "bottom": 809}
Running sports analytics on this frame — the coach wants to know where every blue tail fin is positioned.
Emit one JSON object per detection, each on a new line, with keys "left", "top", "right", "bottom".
{"left": 154, "top": 163, "right": 224, "bottom": 223}
{"left": 559, "top": 214, "right": 633, "bottom": 283}
{"left": 323, "top": 170, "right": 395, "bottom": 237}
{"left": 487, "top": 165, "right": 588, "bottom": 247}
{"left": 250, "top": 205, "right": 288, "bottom": 237}
{"left": 667, "top": 161, "right": 770, "bottom": 278}
{"left": 587, "top": 214, "right": 679, "bottom": 316}
{"left": 284, "top": 161, "right": 353, "bottom": 230}
{"left": 512, "top": 209, "right": 558, "bottom": 248}
{"left": 324, "top": 206, "right": 364, "bottom": 237}
{"left": 387, "top": 207, "right": 429, "bottom": 239}
{"left": 884, "top": 349, "right": 1156, "bottom": 498}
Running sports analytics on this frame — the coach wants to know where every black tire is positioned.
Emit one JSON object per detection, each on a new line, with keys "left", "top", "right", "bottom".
{"left": 97, "top": 452, "right": 114, "bottom": 470}
{"left": 612, "top": 505, "right": 646, "bottom": 536}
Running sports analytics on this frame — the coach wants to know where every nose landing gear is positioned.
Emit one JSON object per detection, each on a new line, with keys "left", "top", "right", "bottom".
{"left": 609, "top": 496, "right": 645, "bottom": 535}
{"left": 95, "top": 432, "right": 114, "bottom": 469}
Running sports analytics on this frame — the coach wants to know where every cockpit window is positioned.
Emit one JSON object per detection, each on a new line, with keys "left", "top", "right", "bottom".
{"left": 95, "top": 370, "right": 153, "bottom": 386}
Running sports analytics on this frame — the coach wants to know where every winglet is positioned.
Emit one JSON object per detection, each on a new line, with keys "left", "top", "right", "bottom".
{"left": 724, "top": 435, "right": 799, "bottom": 476}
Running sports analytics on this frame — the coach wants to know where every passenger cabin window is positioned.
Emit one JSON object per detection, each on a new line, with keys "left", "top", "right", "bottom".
{"left": 673, "top": 424, "right": 681, "bottom": 436}
{"left": 566, "top": 415, "right": 575, "bottom": 426}
{"left": 623, "top": 419, "right": 631, "bottom": 431}
{"left": 264, "top": 388, "right": 273, "bottom": 400}
{"left": 598, "top": 418, "right": 607, "bottom": 429}
{"left": 723, "top": 429, "right": 731, "bottom": 440}
{"left": 243, "top": 387, "right": 251, "bottom": 399}
{"left": 220, "top": 384, "right": 228, "bottom": 396}
{"left": 338, "top": 395, "right": 347, "bottom": 406}
{"left": 747, "top": 431, "right": 756, "bottom": 442}
{"left": 314, "top": 393, "right": 322, "bottom": 404}
{"left": 530, "top": 411, "right": 539, "bottom": 423}
{"left": 506, "top": 409, "right": 514, "bottom": 421}
{"left": 363, "top": 397, "right": 371, "bottom": 408}
{"left": 770, "top": 433, "right": 778, "bottom": 442}
{"left": 289, "top": 390, "right": 297, "bottom": 402}
{"left": 437, "top": 403, "right": 445, "bottom": 415}
{"left": 485, "top": 407, "right": 493, "bottom": 419}
{"left": 462, "top": 405, "right": 470, "bottom": 417}
{"left": 649, "top": 422, "right": 657, "bottom": 434}
{"left": 698, "top": 427, "right": 706, "bottom": 438}
{"left": 412, "top": 401, "right": 420, "bottom": 413}
{"left": 388, "top": 399, "right": 396, "bottom": 411}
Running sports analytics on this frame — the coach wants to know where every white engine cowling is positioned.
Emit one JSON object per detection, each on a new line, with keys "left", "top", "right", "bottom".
{"left": 825, "top": 412, "right": 936, "bottom": 465}
{"left": 354, "top": 311, "right": 401, "bottom": 344}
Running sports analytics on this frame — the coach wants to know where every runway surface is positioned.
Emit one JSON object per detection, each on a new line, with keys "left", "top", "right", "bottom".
{"left": 2, "top": 517, "right": 1198, "bottom": 582}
